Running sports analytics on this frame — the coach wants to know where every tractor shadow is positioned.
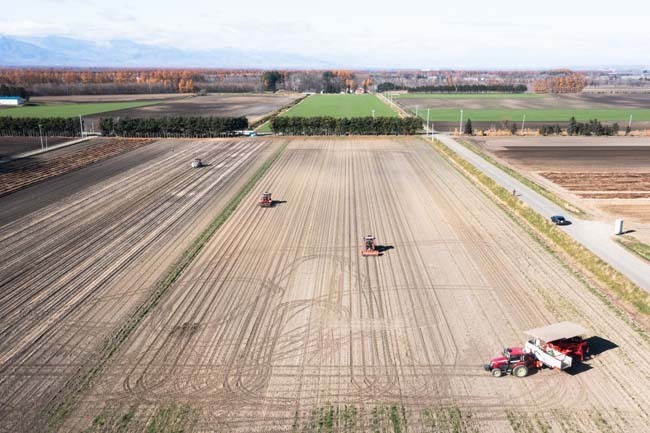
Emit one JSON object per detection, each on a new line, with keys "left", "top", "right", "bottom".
{"left": 565, "top": 363, "right": 592, "bottom": 375}
{"left": 271, "top": 200, "right": 287, "bottom": 207}
{"left": 565, "top": 337, "right": 617, "bottom": 376}
{"left": 375, "top": 245, "right": 394, "bottom": 254}
{"left": 585, "top": 336, "right": 618, "bottom": 357}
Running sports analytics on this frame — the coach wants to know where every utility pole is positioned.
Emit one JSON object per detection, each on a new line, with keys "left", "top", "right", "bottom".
{"left": 629, "top": 114, "right": 633, "bottom": 129}
{"left": 521, "top": 114, "right": 526, "bottom": 135}
{"left": 372, "top": 109, "right": 375, "bottom": 119}
{"left": 79, "top": 115, "right": 84, "bottom": 138}
{"left": 459, "top": 109, "right": 463, "bottom": 135}
{"left": 415, "top": 105, "right": 419, "bottom": 117}
{"left": 38, "top": 124, "right": 43, "bottom": 149}
{"left": 427, "top": 108, "right": 430, "bottom": 137}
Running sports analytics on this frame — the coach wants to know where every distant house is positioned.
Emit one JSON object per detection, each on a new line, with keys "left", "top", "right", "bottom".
{"left": 0, "top": 96, "right": 25, "bottom": 106}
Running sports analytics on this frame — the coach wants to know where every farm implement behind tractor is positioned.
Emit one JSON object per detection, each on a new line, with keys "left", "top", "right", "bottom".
{"left": 484, "top": 322, "right": 589, "bottom": 378}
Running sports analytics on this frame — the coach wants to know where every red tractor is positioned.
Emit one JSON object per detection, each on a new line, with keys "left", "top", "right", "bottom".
{"left": 484, "top": 322, "right": 589, "bottom": 378}
{"left": 484, "top": 347, "right": 538, "bottom": 377}
{"left": 361, "top": 235, "right": 380, "bottom": 256}
{"left": 258, "top": 192, "right": 272, "bottom": 207}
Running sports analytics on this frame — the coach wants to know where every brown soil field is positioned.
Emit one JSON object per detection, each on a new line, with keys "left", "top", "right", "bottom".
{"left": 56, "top": 137, "right": 650, "bottom": 433}
{"left": 0, "top": 137, "right": 282, "bottom": 432}
{"left": 0, "top": 138, "right": 156, "bottom": 197}
{"left": 0, "top": 136, "right": 70, "bottom": 157}
{"left": 87, "top": 93, "right": 301, "bottom": 125}
{"left": 539, "top": 172, "right": 650, "bottom": 197}
{"left": 471, "top": 136, "right": 650, "bottom": 243}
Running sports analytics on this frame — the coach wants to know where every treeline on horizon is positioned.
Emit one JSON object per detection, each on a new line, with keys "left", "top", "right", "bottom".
{"left": 376, "top": 83, "right": 528, "bottom": 93}
{"left": 99, "top": 116, "right": 248, "bottom": 137}
{"left": 270, "top": 116, "right": 422, "bottom": 135}
{"left": 0, "top": 67, "right": 589, "bottom": 96}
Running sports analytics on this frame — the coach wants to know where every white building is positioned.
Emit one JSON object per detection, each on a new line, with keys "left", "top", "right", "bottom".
{"left": 0, "top": 96, "right": 26, "bottom": 106}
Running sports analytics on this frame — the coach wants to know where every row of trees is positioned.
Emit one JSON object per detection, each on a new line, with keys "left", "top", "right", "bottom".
{"left": 0, "top": 84, "right": 29, "bottom": 99}
{"left": 0, "top": 117, "right": 81, "bottom": 136}
{"left": 263, "top": 70, "right": 372, "bottom": 94}
{"left": 270, "top": 116, "right": 422, "bottom": 135}
{"left": 533, "top": 73, "right": 587, "bottom": 93}
{"left": 462, "top": 117, "right": 620, "bottom": 136}
{"left": 567, "top": 117, "right": 619, "bottom": 136}
{"left": 377, "top": 83, "right": 527, "bottom": 93}
{"left": 99, "top": 116, "right": 248, "bottom": 137}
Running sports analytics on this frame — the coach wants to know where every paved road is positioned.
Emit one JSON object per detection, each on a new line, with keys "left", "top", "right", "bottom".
{"left": 434, "top": 133, "right": 650, "bottom": 291}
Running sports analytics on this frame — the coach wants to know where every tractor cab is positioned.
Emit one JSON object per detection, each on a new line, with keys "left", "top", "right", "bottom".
{"left": 361, "top": 235, "right": 379, "bottom": 256}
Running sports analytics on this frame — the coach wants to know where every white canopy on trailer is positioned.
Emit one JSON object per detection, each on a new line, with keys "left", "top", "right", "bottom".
{"left": 524, "top": 322, "right": 588, "bottom": 342}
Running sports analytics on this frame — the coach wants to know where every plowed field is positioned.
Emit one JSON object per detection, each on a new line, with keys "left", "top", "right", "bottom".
{"left": 58, "top": 138, "right": 650, "bottom": 432}
{"left": 0, "top": 137, "right": 282, "bottom": 432}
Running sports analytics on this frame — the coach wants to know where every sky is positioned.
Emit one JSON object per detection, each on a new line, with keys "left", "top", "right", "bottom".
{"left": 2, "top": 0, "right": 649, "bottom": 68}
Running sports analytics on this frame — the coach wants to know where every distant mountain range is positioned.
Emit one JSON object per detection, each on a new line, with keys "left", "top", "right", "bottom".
{"left": 0, "top": 35, "right": 334, "bottom": 69}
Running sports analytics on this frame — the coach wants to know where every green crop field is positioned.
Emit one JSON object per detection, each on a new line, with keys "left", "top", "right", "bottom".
{"left": 0, "top": 101, "right": 160, "bottom": 118}
{"left": 394, "top": 93, "right": 545, "bottom": 99}
{"left": 283, "top": 94, "right": 398, "bottom": 118}
{"left": 415, "top": 108, "right": 650, "bottom": 122}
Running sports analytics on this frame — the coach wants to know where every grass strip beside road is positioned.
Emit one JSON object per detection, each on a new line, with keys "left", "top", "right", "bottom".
{"left": 428, "top": 137, "right": 650, "bottom": 318}
{"left": 616, "top": 236, "right": 650, "bottom": 263}
{"left": 456, "top": 138, "right": 585, "bottom": 216}
{"left": 0, "top": 101, "right": 161, "bottom": 118}
{"left": 45, "top": 141, "right": 288, "bottom": 431}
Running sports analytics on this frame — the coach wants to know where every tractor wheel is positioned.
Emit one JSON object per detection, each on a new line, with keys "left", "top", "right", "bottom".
{"left": 491, "top": 368, "right": 503, "bottom": 378}
{"left": 513, "top": 365, "right": 529, "bottom": 378}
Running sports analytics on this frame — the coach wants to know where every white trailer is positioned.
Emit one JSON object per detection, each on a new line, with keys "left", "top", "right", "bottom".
{"left": 522, "top": 322, "right": 588, "bottom": 370}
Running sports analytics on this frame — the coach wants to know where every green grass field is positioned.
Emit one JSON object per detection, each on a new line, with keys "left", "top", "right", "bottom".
{"left": 283, "top": 94, "right": 398, "bottom": 118}
{"left": 415, "top": 109, "right": 650, "bottom": 122}
{"left": 0, "top": 101, "right": 160, "bottom": 118}
{"left": 394, "top": 93, "right": 545, "bottom": 99}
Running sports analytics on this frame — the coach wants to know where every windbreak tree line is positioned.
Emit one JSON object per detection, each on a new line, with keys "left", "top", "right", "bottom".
{"left": 270, "top": 116, "right": 422, "bottom": 135}
{"left": 99, "top": 116, "right": 248, "bottom": 137}
{"left": 376, "top": 83, "right": 527, "bottom": 93}
{"left": 566, "top": 117, "right": 619, "bottom": 136}
{"left": 0, "top": 117, "right": 80, "bottom": 136}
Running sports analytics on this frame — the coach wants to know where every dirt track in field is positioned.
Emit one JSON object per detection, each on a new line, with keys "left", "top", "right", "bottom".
{"left": 0, "top": 138, "right": 281, "bottom": 433}
{"left": 62, "top": 137, "right": 650, "bottom": 432}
